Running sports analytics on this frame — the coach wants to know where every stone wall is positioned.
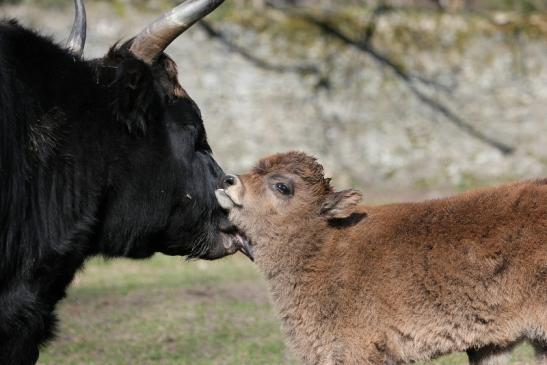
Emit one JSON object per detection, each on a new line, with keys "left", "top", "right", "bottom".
{"left": 3, "top": 3, "right": 546, "bottom": 195}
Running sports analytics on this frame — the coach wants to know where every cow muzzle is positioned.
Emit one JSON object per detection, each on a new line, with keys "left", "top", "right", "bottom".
{"left": 217, "top": 220, "right": 254, "bottom": 261}
{"left": 215, "top": 175, "right": 253, "bottom": 261}
{"left": 215, "top": 174, "right": 243, "bottom": 210}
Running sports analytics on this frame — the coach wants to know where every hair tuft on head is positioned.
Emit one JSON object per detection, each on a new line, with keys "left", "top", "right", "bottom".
{"left": 254, "top": 151, "right": 333, "bottom": 196}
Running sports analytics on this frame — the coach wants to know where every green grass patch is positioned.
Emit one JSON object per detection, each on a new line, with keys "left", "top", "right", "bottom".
{"left": 39, "top": 255, "right": 535, "bottom": 364}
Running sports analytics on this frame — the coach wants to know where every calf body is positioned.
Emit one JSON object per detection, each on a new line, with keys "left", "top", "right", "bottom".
{"left": 217, "top": 152, "right": 547, "bottom": 365}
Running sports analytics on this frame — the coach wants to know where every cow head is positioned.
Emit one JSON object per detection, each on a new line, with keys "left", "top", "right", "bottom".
{"left": 215, "top": 152, "right": 363, "bottom": 260}
{"left": 61, "top": 0, "right": 241, "bottom": 259}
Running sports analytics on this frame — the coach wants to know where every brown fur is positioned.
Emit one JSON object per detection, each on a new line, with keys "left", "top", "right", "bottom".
{"left": 223, "top": 151, "right": 547, "bottom": 365}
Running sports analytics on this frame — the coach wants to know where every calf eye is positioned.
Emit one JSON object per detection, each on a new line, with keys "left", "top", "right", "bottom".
{"left": 275, "top": 182, "right": 291, "bottom": 195}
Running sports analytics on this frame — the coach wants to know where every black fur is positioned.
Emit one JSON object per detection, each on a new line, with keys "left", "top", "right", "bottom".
{"left": 0, "top": 20, "right": 231, "bottom": 364}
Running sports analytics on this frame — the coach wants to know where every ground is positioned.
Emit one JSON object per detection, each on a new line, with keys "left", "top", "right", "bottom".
{"left": 38, "top": 255, "right": 535, "bottom": 365}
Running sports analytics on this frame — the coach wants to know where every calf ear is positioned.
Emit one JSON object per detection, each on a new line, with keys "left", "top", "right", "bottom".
{"left": 320, "top": 189, "right": 363, "bottom": 219}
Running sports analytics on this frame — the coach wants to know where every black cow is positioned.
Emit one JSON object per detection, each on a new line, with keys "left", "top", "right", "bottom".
{"left": 0, "top": 0, "right": 244, "bottom": 363}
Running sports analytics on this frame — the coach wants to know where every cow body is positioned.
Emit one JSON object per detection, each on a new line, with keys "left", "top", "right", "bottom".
{"left": 0, "top": 9, "right": 235, "bottom": 364}
{"left": 217, "top": 152, "right": 547, "bottom": 365}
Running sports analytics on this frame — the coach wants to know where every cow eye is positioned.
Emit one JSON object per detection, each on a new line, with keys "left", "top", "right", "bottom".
{"left": 275, "top": 182, "right": 291, "bottom": 195}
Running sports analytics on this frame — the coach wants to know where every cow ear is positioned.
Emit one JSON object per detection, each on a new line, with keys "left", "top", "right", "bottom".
{"left": 110, "top": 58, "right": 160, "bottom": 134}
{"left": 320, "top": 189, "right": 363, "bottom": 219}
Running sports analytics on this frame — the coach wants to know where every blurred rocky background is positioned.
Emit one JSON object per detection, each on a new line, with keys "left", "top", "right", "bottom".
{"left": 2, "top": 0, "right": 546, "bottom": 198}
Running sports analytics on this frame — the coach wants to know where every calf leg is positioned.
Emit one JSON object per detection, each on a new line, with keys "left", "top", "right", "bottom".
{"left": 532, "top": 341, "right": 547, "bottom": 365}
{"left": 323, "top": 339, "right": 396, "bottom": 365}
{"left": 467, "top": 344, "right": 514, "bottom": 365}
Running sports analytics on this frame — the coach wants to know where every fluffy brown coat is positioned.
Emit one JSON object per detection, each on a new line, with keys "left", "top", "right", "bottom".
{"left": 218, "top": 152, "right": 547, "bottom": 365}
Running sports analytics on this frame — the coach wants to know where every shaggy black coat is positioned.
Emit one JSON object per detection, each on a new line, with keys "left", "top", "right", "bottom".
{"left": 0, "top": 20, "right": 232, "bottom": 364}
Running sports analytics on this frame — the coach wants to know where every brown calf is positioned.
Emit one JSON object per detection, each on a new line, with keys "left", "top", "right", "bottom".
{"left": 216, "top": 151, "right": 547, "bottom": 365}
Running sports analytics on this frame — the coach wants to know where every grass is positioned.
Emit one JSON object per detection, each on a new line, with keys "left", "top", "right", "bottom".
{"left": 38, "top": 255, "right": 535, "bottom": 365}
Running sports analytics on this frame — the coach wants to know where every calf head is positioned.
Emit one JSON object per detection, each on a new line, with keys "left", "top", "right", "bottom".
{"left": 215, "top": 152, "right": 363, "bottom": 260}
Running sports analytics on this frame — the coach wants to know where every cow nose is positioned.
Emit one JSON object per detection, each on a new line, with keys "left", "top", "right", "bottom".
{"left": 222, "top": 174, "right": 237, "bottom": 189}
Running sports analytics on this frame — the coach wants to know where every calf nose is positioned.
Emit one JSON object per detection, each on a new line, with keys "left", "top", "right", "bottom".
{"left": 222, "top": 174, "right": 237, "bottom": 189}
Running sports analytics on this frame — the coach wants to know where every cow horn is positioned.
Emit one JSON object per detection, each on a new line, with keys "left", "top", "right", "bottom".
{"left": 129, "top": 0, "right": 226, "bottom": 64}
{"left": 66, "top": 0, "right": 87, "bottom": 57}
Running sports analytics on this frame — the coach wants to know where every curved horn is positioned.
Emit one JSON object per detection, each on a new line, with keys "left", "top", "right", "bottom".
{"left": 66, "top": 0, "right": 87, "bottom": 57}
{"left": 129, "top": 0, "right": 226, "bottom": 64}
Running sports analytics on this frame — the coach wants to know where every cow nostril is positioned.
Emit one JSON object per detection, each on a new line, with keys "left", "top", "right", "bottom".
{"left": 222, "top": 175, "right": 237, "bottom": 188}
